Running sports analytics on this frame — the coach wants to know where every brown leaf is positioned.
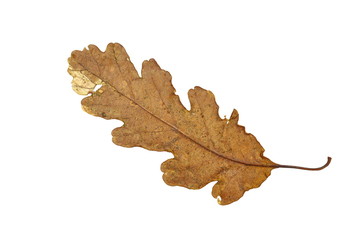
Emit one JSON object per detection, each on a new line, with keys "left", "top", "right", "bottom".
{"left": 68, "top": 43, "right": 331, "bottom": 205}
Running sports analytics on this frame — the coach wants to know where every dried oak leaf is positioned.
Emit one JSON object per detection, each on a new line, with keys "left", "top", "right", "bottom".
{"left": 68, "top": 43, "right": 331, "bottom": 205}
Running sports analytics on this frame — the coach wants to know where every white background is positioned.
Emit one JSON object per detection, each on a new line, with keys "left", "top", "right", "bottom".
{"left": 1, "top": 0, "right": 361, "bottom": 239}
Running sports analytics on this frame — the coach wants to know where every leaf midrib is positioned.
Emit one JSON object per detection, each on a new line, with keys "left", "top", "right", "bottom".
{"left": 74, "top": 59, "right": 277, "bottom": 169}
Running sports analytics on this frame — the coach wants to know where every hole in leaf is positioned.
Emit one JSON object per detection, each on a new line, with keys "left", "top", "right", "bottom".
{"left": 93, "top": 84, "right": 102, "bottom": 92}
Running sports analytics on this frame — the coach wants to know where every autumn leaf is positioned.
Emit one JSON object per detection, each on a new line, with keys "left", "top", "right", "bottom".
{"left": 68, "top": 43, "right": 331, "bottom": 205}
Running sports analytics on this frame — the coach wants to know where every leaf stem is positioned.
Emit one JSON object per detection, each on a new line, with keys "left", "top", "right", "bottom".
{"left": 275, "top": 157, "right": 332, "bottom": 171}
